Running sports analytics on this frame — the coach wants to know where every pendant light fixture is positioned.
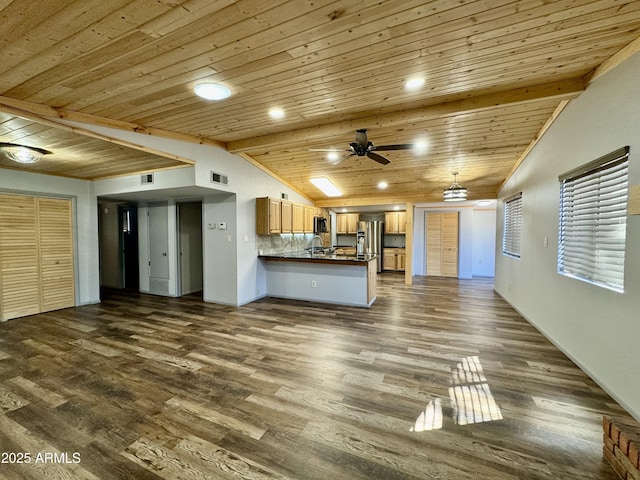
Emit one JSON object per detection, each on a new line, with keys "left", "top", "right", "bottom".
{"left": 443, "top": 171, "right": 467, "bottom": 202}
{"left": 0, "top": 143, "right": 52, "bottom": 164}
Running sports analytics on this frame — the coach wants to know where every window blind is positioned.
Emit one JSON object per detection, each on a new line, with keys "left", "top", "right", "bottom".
{"left": 558, "top": 147, "right": 629, "bottom": 292}
{"left": 502, "top": 193, "right": 522, "bottom": 258}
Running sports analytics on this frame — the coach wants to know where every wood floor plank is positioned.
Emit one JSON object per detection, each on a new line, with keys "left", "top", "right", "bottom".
{"left": 0, "top": 275, "right": 627, "bottom": 479}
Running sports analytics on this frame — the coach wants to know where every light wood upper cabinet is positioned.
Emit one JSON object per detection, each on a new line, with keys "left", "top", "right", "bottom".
{"left": 291, "top": 203, "right": 304, "bottom": 233}
{"left": 256, "top": 197, "right": 282, "bottom": 234}
{"left": 385, "top": 211, "right": 406, "bottom": 234}
{"left": 280, "top": 200, "right": 293, "bottom": 233}
{"left": 256, "top": 198, "right": 328, "bottom": 235}
{"left": 398, "top": 211, "right": 407, "bottom": 234}
{"left": 303, "top": 205, "right": 315, "bottom": 233}
{"left": 336, "top": 213, "right": 359, "bottom": 234}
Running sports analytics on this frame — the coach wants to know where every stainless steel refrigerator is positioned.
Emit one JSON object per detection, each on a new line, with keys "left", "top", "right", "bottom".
{"left": 357, "top": 220, "right": 384, "bottom": 272}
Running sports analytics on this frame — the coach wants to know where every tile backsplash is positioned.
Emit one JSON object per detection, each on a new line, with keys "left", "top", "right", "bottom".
{"left": 257, "top": 234, "right": 316, "bottom": 254}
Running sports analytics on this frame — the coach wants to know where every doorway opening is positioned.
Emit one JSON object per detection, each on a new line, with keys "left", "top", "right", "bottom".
{"left": 177, "top": 201, "right": 203, "bottom": 297}
{"left": 119, "top": 205, "right": 139, "bottom": 291}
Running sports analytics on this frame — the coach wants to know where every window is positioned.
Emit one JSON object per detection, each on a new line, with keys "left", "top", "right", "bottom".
{"left": 558, "top": 146, "right": 629, "bottom": 292}
{"left": 502, "top": 193, "right": 522, "bottom": 258}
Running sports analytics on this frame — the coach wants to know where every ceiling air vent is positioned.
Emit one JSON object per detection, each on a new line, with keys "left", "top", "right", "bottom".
{"left": 141, "top": 173, "right": 154, "bottom": 185}
{"left": 211, "top": 171, "right": 229, "bottom": 186}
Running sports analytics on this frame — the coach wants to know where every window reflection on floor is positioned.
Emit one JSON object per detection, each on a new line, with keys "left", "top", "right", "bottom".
{"left": 411, "top": 356, "right": 502, "bottom": 432}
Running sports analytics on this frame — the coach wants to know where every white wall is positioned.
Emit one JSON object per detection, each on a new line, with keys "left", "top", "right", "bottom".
{"left": 0, "top": 169, "right": 100, "bottom": 306}
{"left": 86, "top": 121, "right": 311, "bottom": 306}
{"left": 472, "top": 209, "right": 497, "bottom": 277}
{"left": 495, "top": 52, "right": 640, "bottom": 419}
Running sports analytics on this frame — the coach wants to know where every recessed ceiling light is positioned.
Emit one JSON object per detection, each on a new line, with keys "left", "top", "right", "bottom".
{"left": 405, "top": 77, "right": 425, "bottom": 91}
{"left": 310, "top": 177, "right": 342, "bottom": 197}
{"left": 393, "top": 205, "right": 401, "bottom": 211}
{"left": 476, "top": 200, "right": 493, "bottom": 206}
{"left": 341, "top": 208, "right": 348, "bottom": 212}
{"left": 413, "top": 140, "right": 428, "bottom": 154}
{"left": 269, "top": 107, "right": 285, "bottom": 119}
{"left": 194, "top": 82, "right": 231, "bottom": 100}
{"left": 327, "top": 152, "right": 339, "bottom": 162}
{"left": 378, "top": 181, "right": 388, "bottom": 189}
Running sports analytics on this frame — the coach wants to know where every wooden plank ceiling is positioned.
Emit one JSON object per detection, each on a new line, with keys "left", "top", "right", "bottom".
{"left": 1, "top": 0, "right": 640, "bottom": 203}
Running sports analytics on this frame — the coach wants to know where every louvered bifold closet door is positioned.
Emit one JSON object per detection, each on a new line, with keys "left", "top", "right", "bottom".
{"left": 37, "top": 197, "right": 75, "bottom": 312}
{"left": 441, "top": 212, "right": 459, "bottom": 278}
{"left": 0, "top": 194, "right": 41, "bottom": 320}
{"left": 426, "top": 212, "right": 459, "bottom": 278}
{"left": 426, "top": 214, "right": 442, "bottom": 276}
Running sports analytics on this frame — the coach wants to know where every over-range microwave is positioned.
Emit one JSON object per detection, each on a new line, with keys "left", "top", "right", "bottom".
{"left": 314, "top": 216, "right": 328, "bottom": 233}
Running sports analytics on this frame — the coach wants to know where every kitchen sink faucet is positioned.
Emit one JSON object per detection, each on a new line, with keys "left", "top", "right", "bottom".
{"left": 311, "top": 235, "right": 323, "bottom": 256}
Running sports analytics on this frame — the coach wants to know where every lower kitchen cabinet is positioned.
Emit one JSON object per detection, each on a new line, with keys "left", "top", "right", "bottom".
{"left": 382, "top": 248, "right": 405, "bottom": 271}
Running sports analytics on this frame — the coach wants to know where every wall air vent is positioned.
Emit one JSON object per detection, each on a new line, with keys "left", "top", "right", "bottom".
{"left": 141, "top": 173, "right": 154, "bottom": 185}
{"left": 211, "top": 171, "right": 229, "bottom": 186}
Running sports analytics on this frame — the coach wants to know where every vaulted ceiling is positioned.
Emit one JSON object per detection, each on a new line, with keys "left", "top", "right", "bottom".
{"left": 1, "top": 0, "right": 640, "bottom": 206}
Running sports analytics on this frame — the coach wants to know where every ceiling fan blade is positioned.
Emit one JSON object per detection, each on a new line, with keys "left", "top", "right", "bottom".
{"left": 309, "top": 148, "right": 350, "bottom": 152}
{"left": 372, "top": 144, "right": 414, "bottom": 151}
{"left": 329, "top": 153, "right": 354, "bottom": 165}
{"left": 367, "top": 151, "right": 390, "bottom": 165}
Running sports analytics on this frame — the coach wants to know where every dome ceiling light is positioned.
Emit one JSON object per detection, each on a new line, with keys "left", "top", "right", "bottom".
{"left": 194, "top": 82, "right": 231, "bottom": 100}
{"left": 0, "top": 143, "right": 52, "bottom": 164}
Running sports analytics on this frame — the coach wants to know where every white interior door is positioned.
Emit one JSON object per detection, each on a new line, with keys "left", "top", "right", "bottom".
{"left": 148, "top": 203, "right": 169, "bottom": 280}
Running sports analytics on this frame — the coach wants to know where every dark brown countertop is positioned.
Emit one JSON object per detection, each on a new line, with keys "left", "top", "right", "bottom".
{"left": 259, "top": 251, "right": 376, "bottom": 266}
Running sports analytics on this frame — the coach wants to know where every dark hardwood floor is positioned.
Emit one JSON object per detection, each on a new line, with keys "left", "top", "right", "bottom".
{"left": 0, "top": 274, "right": 629, "bottom": 479}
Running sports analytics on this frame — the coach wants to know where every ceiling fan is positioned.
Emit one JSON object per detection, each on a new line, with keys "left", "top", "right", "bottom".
{"left": 310, "top": 129, "right": 414, "bottom": 165}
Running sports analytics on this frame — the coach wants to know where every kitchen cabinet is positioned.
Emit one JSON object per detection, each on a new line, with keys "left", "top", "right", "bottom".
{"left": 256, "top": 197, "right": 282, "bottom": 234}
{"left": 292, "top": 203, "right": 304, "bottom": 233}
{"left": 281, "top": 200, "right": 293, "bottom": 233}
{"left": 257, "top": 198, "right": 328, "bottom": 236}
{"left": 303, "top": 205, "right": 315, "bottom": 233}
{"left": 383, "top": 248, "right": 406, "bottom": 271}
{"left": 335, "top": 247, "right": 357, "bottom": 256}
{"left": 336, "top": 213, "right": 359, "bottom": 234}
{"left": 384, "top": 211, "right": 406, "bottom": 234}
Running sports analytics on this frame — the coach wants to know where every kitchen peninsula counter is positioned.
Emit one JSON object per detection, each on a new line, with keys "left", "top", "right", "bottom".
{"left": 259, "top": 251, "right": 377, "bottom": 307}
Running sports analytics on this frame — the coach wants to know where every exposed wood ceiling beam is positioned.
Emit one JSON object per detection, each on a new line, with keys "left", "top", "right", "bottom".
{"left": 586, "top": 35, "right": 640, "bottom": 84}
{"left": 0, "top": 99, "right": 196, "bottom": 167}
{"left": 314, "top": 189, "right": 499, "bottom": 208}
{"left": 227, "top": 78, "right": 586, "bottom": 153}
{"left": 0, "top": 95, "right": 227, "bottom": 150}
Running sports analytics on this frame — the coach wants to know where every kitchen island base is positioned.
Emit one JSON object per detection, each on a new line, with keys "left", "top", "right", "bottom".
{"left": 261, "top": 255, "right": 377, "bottom": 307}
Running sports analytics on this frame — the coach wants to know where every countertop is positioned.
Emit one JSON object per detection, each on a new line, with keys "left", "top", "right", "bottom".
{"left": 259, "top": 250, "right": 376, "bottom": 266}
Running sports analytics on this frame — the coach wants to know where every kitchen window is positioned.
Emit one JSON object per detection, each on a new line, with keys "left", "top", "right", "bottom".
{"left": 558, "top": 146, "right": 629, "bottom": 292}
{"left": 502, "top": 192, "right": 522, "bottom": 258}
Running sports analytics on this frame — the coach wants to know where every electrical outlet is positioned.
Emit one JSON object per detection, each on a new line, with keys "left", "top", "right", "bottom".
{"left": 311, "top": 280, "right": 317, "bottom": 288}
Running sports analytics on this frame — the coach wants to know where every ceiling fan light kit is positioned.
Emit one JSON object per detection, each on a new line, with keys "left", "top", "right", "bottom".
{"left": 310, "top": 129, "right": 415, "bottom": 165}
{"left": 443, "top": 172, "right": 468, "bottom": 202}
{"left": 0, "top": 143, "right": 51, "bottom": 164}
